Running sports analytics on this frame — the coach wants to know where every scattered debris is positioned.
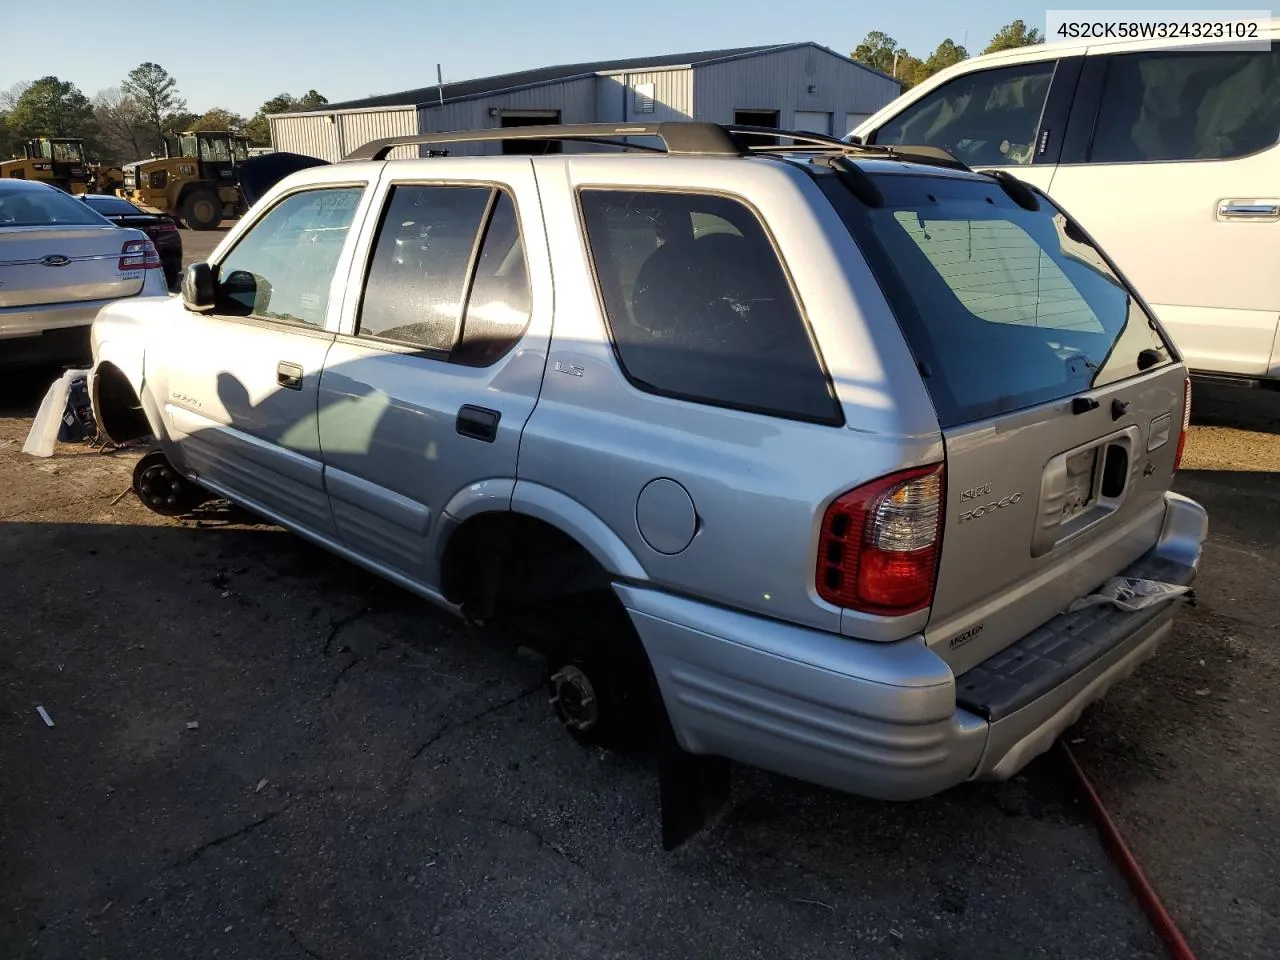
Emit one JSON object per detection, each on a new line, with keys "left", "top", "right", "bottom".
{"left": 255, "top": 778, "right": 268, "bottom": 793}
{"left": 1070, "top": 737, "right": 1086, "bottom": 744}
{"left": 221, "top": 591, "right": 232, "bottom": 599}
{"left": 36, "top": 705, "right": 54, "bottom": 728}
{"left": 890, "top": 929, "right": 904, "bottom": 941}
{"left": 109, "top": 487, "right": 133, "bottom": 506}
{"left": 186, "top": 721, "right": 200, "bottom": 730}
{"left": 792, "top": 898, "right": 835, "bottom": 912}
{"left": 1195, "top": 689, "right": 1211, "bottom": 697}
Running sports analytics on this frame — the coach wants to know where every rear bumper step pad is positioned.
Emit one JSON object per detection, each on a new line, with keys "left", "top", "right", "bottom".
{"left": 956, "top": 554, "right": 1195, "bottom": 722}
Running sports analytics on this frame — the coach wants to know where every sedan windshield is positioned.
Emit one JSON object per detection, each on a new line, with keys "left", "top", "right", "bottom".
{"left": 85, "top": 196, "right": 144, "bottom": 217}
{"left": 0, "top": 189, "right": 109, "bottom": 228}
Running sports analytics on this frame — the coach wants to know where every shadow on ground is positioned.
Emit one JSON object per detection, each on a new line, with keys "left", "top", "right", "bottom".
{"left": 0, "top": 515, "right": 1162, "bottom": 960}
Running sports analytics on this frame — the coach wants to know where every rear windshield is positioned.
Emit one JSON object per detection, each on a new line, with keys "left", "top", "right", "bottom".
{"left": 84, "top": 196, "right": 142, "bottom": 217}
{"left": 820, "top": 172, "right": 1175, "bottom": 427}
{"left": 0, "top": 189, "right": 108, "bottom": 228}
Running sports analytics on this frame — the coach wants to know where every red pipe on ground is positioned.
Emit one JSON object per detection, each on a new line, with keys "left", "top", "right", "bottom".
{"left": 1059, "top": 741, "right": 1198, "bottom": 960}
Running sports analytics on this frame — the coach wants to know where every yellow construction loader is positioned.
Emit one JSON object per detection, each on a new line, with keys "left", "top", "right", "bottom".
{"left": 0, "top": 138, "right": 92, "bottom": 192}
{"left": 118, "top": 131, "right": 251, "bottom": 230}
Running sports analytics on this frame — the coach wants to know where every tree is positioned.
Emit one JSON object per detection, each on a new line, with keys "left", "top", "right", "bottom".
{"left": 924, "top": 39, "right": 968, "bottom": 76}
{"left": 192, "top": 108, "right": 248, "bottom": 134}
{"left": 8, "top": 76, "right": 96, "bottom": 139}
{"left": 122, "top": 62, "right": 186, "bottom": 148}
{"left": 852, "top": 31, "right": 902, "bottom": 77}
{"left": 93, "top": 87, "right": 147, "bottom": 162}
{"left": 984, "top": 19, "right": 1045, "bottom": 54}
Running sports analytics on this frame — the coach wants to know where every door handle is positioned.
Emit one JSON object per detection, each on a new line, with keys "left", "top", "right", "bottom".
{"left": 456, "top": 404, "right": 500, "bottom": 442}
{"left": 1217, "top": 200, "right": 1280, "bottom": 221}
{"left": 277, "top": 361, "right": 304, "bottom": 391}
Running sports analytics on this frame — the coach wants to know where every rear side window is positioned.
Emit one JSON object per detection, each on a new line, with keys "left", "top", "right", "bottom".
{"left": 579, "top": 189, "right": 840, "bottom": 424}
{"left": 871, "top": 61, "right": 1057, "bottom": 167}
{"left": 357, "top": 185, "right": 532, "bottom": 363}
{"left": 1090, "top": 46, "right": 1280, "bottom": 163}
{"left": 820, "top": 172, "right": 1174, "bottom": 427}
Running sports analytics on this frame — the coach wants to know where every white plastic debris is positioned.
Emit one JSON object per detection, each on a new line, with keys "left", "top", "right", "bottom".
{"left": 36, "top": 706, "right": 54, "bottom": 727}
{"left": 1067, "top": 577, "right": 1190, "bottom": 613}
{"left": 22, "top": 368, "right": 93, "bottom": 458}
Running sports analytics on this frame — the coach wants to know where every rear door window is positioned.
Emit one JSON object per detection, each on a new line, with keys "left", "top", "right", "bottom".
{"left": 579, "top": 189, "right": 840, "bottom": 424}
{"left": 820, "top": 172, "right": 1174, "bottom": 426}
{"left": 1089, "top": 45, "right": 1280, "bottom": 162}
{"left": 870, "top": 61, "right": 1058, "bottom": 167}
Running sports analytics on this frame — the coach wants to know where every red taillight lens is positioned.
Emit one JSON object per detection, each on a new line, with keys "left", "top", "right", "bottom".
{"left": 1173, "top": 376, "right": 1191, "bottom": 472}
{"left": 118, "top": 238, "right": 162, "bottom": 271}
{"left": 816, "top": 464, "right": 945, "bottom": 615}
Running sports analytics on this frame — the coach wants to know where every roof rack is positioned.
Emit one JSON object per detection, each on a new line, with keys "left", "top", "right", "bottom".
{"left": 343, "top": 121, "right": 970, "bottom": 173}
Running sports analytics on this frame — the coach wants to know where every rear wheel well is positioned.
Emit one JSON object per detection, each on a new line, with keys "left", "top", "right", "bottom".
{"left": 92, "top": 362, "right": 152, "bottom": 444}
{"left": 440, "top": 512, "right": 614, "bottom": 623}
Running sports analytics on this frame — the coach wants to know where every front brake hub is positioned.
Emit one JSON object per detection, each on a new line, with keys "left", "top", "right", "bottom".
{"left": 549, "top": 665, "right": 599, "bottom": 732}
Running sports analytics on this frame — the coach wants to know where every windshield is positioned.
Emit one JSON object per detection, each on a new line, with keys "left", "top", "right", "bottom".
{"left": 51, "top": 141, "right": 84, "bottom": 164}
{"left": 821, "top": 171, "right": 1174, "bottom": 427}
{"left": 0, "top": 188, "right": 109, "bottom": 228}
{"left": 179, "top": 135, "right": 198, "bottom": 158}
{"left": 232, "top": 138, "right": 249, "bottom": 162}
{"left": 199, "top": 135, "right": 232, "bottom": 162}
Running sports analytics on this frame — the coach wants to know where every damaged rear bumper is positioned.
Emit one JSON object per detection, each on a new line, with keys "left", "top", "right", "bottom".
{"left": 621, "top": 492, "right": 1207, "bottom": 800}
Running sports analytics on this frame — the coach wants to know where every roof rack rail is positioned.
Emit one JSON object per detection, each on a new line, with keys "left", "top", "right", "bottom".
{"left": 342, "top": 121, "right": 971, "bottom": 173}
{"left": 345, "top": 122, "right": 742, "bottom": 161}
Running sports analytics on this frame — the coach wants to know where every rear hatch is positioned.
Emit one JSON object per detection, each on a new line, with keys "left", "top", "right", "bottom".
{"left": 820, "top": 166, "right": 1188, "bottom": 673}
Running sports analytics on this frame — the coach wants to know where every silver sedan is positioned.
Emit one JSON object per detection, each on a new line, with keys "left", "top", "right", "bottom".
{"left": 1, "top": 179, "right": 170, "bottom": 366}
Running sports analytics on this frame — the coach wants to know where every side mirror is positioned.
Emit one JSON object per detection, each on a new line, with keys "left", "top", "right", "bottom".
{"left": 182, "top": 262, "right": 216, "bottom": 313}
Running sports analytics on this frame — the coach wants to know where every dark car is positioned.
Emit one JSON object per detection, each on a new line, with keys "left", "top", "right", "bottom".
{"left": 78, "top": 194, "right": 183, "bottom": 290}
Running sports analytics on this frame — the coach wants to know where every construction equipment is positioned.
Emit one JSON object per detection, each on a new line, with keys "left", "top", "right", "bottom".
{"left": 118, "top": 130, "right": 249, "bottom": 230}
{"left": 0, "top": 138, "right": 91, "bottom": 192}
{"left": 87, "top": 162, "right": 125, "bottom": 195}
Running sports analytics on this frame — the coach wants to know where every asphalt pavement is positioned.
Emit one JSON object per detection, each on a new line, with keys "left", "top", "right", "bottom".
{"left": 0, "top": 369, "right": 1276, "bottom": 960}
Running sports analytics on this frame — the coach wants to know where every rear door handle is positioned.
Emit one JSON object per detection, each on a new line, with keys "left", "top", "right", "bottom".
{"left": 456, "top": 404, "right": 500, "bottom": 442}
{"left": 277, "top": 361, "right": 304, "bottom": 391}
{"left": 1217, "top": 200, "right": 1280, "bottom": 221}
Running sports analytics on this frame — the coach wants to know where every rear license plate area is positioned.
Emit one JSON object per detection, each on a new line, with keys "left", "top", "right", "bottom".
{"left": 1059, "top": 447, "right": 1098, "bottom": 524}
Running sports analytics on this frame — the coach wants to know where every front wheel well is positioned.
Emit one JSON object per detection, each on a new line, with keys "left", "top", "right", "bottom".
{"left": 92, "top": 362, "right": 153, "bottom": 444}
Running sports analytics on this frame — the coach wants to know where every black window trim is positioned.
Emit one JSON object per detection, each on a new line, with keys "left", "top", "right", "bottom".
{"left": 573, "top": 183, "right": 846, "bottom": 427}
{"left": 1060, "top": 42, "right": 1280, "bottom": 167}
{"left": 344, "top": 178, "right": 533, "bottom": 366}
{"left": 209, "top": 180, "right": 370, "bottom": 334}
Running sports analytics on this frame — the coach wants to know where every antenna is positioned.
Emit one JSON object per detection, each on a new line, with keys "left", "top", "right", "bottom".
{"left": 437, "top": 64, "right": 444, "bottom": 107}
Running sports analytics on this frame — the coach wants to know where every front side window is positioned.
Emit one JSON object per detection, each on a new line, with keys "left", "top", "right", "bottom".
{"left": 51, "top": 141, "right": 84, "bottom": 164}
{"left": 821, "top": 172, "right": 1174, "bottom": 427}
{"left": 872, "top": 61, "right": 1057, "bottom": 167}
{"left": 579, "top": 189, "right": 840, "bottom": 424}
{"left": 199, "top": 136, "right": 232, "bottom": 163}
{"left": 1090, "top": 46, "right": 1280, "bottom": 163}
{"left": 216, "top": 187, "right": 364, "bottom": 327}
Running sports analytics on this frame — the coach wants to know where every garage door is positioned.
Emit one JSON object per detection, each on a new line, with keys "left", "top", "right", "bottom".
{"left": 794, "top": 111, "right": 832, "bottom": 136}
{"left": 844, "top": 113, "right": 872, "bottom": 137}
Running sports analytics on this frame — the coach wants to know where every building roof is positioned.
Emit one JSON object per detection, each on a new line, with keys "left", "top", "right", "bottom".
{"left": 282, "top": 42, "right": 896, "bottom": 115}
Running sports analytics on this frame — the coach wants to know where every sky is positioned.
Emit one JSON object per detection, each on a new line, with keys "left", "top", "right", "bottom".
{"left": 2, "top": 0, "right": 1245, "bottom": 116}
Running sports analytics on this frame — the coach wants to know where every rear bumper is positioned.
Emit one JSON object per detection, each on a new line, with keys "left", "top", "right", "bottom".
{"left": 0, "top": 274, "right": 169, "bottom": 345}
{"left": 621, "top": 492, "right": 1207, "bottom": 801}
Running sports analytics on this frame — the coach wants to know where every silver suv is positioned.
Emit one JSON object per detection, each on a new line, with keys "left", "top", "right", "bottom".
{"left": 89, "top": 123, "right": 1207, "bottom": 844}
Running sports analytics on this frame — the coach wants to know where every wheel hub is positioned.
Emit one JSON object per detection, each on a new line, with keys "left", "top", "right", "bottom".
{"left": 137, "top": 462, "right": 184, "bottom": 511}
{"left": 549, "top": 665, "right": 599, "bottom": 732}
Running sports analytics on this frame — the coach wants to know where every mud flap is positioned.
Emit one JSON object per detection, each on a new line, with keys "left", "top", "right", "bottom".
{"left": 656, "top": 689, "right": 731, "bottom": 851}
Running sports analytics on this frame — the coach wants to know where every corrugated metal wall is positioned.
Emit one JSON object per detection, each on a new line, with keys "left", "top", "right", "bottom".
{"left": 595, "top": 68, "right": 693, "bottom": 123}
{"left": 417, "top": 77, "right": 598, "bottom": 155}
{"left": 692, "top": 45, "right": 900, "bottom": 137}
{"left": 269, "top": 107, "right": 418, "bottom": 162}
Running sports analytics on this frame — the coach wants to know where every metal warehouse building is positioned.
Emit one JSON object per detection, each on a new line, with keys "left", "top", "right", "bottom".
{"left": 268, "top": 43, "right": 900, "bottom": 161}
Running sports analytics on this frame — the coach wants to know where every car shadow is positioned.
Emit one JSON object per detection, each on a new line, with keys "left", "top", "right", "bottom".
{"left": 1190, "top": 379, "right": 1280, "bottom": 435}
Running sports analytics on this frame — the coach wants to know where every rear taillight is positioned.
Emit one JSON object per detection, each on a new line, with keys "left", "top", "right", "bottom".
{"left": 152, "top": 221, "right": 178, "bottom": 233}
{"left": 817, "top": 464, "right": 945, "bottom": 615}
{"left": 118, "top": 238, "right": 163, "bottom": 271}
{"left": 1173, "top": 376, "right": 1192, "bottom": 472}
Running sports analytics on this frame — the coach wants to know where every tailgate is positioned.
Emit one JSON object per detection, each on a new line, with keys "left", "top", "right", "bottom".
{"left": 816, "top": 167, "right": 1189, "bottom": 671}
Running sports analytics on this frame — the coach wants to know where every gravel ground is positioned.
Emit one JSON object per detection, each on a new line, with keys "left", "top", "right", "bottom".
{"left": 0, "top": 366, "right": 1276, "bottom": 960}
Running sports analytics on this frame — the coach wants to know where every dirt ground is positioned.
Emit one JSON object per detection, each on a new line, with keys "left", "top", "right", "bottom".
{"left": 0, "top": 352, "right": 1277, "bottom": 959}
